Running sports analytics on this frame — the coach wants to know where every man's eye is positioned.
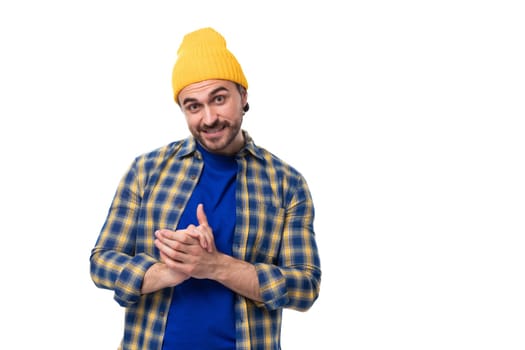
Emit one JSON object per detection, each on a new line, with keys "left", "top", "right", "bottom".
{"left": 188, "top": 104, "right": 200, "bottom": 112}
{"left": 214, "top": 95, "right": 225, "bottom": 104}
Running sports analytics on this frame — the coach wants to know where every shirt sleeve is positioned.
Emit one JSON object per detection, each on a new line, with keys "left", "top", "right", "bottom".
{"left": 254, "top": 176, "right": 322, "bottom": 311}
{"left": 89, "top": 158, "right": 157, "bottom": 307}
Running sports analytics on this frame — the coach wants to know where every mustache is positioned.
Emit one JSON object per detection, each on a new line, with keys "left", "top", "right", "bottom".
{"left": 200, "top": 120, "right": 229, "bottom": 131}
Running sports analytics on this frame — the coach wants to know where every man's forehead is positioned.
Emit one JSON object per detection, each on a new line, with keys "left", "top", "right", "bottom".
{"left": 180, "top": 80, "right": 235, "bottom": 104}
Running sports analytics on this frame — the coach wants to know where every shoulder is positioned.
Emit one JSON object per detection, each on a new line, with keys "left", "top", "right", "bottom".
{"left": 139, "top": 140, "right": 184, "bottom": 160}
{"left": 134, "top": 138, "right": 190, "bottom": 167}
{"left": 249, "top": 140, "right": 303, "bottom": 176}
{"left": 120, "top": 138, "right": 192, "bottom": 181}
{"left": 122, "top": 138, "right": 191, "bottom": 187}
{"left": 249, "top": 143, "right": 314, "bottom": 207}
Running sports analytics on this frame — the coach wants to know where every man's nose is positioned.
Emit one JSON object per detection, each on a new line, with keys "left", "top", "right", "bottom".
{"left": 202, "top": 105, "right": 218, "bottom": 125}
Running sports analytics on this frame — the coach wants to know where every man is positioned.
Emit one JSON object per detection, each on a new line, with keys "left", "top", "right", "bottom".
{"left": 90, "top": 27, "right": 321, "bottom": 350}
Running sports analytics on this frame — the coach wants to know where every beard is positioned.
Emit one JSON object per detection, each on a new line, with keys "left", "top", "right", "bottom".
{"left": 193, "top": 117, "right": 244, "bottom": 155}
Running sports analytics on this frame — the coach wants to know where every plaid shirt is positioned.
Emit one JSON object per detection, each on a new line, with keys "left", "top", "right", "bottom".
{"left": 90, "top": 131, "right": 321, "bottom": 350}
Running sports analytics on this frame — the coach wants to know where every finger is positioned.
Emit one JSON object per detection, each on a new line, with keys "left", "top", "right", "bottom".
{"left": 196, "top": 203, "right": 209, "bottom": 227}
{"left": 156, "top": 229, "right": 195, "bottom": 245}
{"left": 155, "top": 238, "right": 176, "bottom": 259}
{"left": 155, "top": 229, "right": 181, "bottom": 241}
{"left": 196, "top": 229, "right": 214, "bottom": 253}
{"left": 158, "top": 250, "right": 170, "bottom": 263}
{"left": 155, "top": 238, "right": 189, "bottom": 265}
{"left": 195, "top": 205, "right": 213, "bottom": 252}
{"left": 186, "top": 228, "right": 208, "bottom": 250}
{"left": 184, "top": 224, "right": 208, "bottom": 249}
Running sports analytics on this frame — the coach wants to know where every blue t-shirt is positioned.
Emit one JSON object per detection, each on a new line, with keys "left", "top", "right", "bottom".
{"left": 162, "top": 142, "right": 237, "bottom": 350}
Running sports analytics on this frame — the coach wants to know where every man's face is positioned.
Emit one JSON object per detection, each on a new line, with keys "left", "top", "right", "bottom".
{"left": 179, "top": 79, "right": 247, "bottom": 156}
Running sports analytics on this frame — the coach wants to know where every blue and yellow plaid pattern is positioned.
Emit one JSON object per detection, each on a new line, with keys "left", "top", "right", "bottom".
{"left": 90, "top": 131, "right": 321, "bottom": 350}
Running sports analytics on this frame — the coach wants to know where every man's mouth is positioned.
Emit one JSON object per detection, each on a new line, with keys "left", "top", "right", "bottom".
{"left": 202, "top": 124, "right": 226, "bottom": 134}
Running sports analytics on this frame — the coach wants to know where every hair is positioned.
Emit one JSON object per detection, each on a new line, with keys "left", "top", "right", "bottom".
{"left": 236, "top": 84, "right": 250, "bottom": 113}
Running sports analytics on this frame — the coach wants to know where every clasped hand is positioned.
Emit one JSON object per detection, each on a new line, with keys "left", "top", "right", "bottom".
{"left": 154, "top": 203, "right": 218, "bottom": 280}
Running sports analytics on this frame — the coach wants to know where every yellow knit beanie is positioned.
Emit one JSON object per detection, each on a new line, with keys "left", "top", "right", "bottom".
{"left": 172, "top": 27, "right": 248, "bottom": 104}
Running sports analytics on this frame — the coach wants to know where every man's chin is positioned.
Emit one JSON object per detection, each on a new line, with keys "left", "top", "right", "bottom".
{"left": 199, "top": 138, "right": 224, "bottom": 152}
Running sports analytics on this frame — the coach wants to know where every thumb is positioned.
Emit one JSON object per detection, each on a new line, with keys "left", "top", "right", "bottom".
{"left": 196, "top": 203, "right": 209, "bottom": 227}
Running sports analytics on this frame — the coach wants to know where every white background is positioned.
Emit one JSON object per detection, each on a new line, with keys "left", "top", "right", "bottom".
{"left": 1, "top": 1, "right": 524, "bottom": 349}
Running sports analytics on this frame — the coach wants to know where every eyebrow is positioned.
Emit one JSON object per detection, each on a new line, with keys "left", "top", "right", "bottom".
{"left": 181, "top": 86, "right": 230, "bottom": 106}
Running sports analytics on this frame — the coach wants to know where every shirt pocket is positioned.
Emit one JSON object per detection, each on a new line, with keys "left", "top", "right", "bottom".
{"left": 250, "top": 203, "right": 285, "bottom": 265}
